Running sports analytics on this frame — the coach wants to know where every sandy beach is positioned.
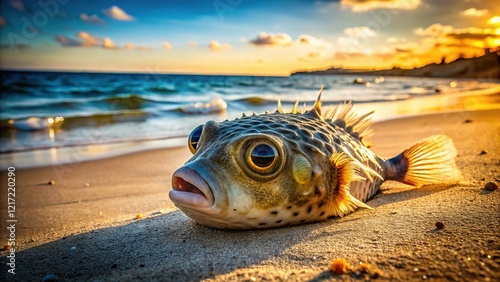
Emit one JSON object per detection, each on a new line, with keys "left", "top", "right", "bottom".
{"left": 1, "top": 107, "right": 499, "bottom": 281}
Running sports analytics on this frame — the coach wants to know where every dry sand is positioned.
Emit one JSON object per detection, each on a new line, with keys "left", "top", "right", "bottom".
{"left": 0, "top": 108, "right": 499, "bottom": 281}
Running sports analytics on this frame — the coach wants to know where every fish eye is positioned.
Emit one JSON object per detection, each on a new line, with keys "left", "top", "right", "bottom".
{"left": 245, "top": 142, "right": 279, "bottom": 174}
{"left": 188, "top": 125, "right": 203, "bottom": 154}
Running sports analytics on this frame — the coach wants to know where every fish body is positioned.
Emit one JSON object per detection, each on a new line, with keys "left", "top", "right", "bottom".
{"left": 169, "top": 92, "right": 461, "bottom": 229}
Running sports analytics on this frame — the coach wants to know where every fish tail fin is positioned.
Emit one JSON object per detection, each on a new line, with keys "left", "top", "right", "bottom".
{"left": 384, "top": 135, "right": 462, "bottom": 188}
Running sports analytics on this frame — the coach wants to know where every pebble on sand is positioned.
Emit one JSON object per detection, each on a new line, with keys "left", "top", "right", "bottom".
{"left": 3, "top": 244, "right": 11, "bottom": 251}
{"left": 330, "top": 258, "right": 350, "bottom": 274}
{"left": 484, "top": 182, "right": 498, "bottom": 191}
{"left": 435, "top": 222, "right": 445, "bottom": 229}
{"left": 48, "top": 180, "right": 55, "bottom": 185}
{"left": 479, "top": 150, "right": 488, "bottom": 155}
{"left": 463, "top": 119, "right": 473, "bottom": 123}
{"left": 135, "top": 213, "right": 143, "bottom": 219}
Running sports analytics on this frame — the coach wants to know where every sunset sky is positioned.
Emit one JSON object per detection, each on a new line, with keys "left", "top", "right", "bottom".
{"left": 0, "top": 0, "right": 499, "bottom": 75}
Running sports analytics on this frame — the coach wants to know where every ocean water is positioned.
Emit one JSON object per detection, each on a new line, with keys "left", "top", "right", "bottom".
{"left": 0, "top": 70, "right": 498, "bottom": 155}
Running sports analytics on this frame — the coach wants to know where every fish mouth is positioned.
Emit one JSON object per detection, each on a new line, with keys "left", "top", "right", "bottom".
{"left": 169, "top": 167, "right": 214, "bottom": 208}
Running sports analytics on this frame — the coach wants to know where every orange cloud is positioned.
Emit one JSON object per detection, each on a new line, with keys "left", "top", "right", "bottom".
{"left": 250, "top": 32, "right": 293, "bottom": 46}
{"left": 295, "top": 35, "right": 332, "bottom": 48}
{"left": 102, "top": 38, "right": 117, "bottom": 49}
{"left": 163, "top": 41, "right": 172, "bottom": 50}
{"left": 209, "top": 40, "right": 232, "bottom": 52}
{"left": 76, "top": 32, "right": 99, "bottom": 46}
{"left": 56, "top": 32, "right": 120, "bottom": 50}
{"left": 102, "top": 6, "right": 134, "bottom": 21}
{"left": 344, "top": 26, "right": 377, "bottom": 38}
{"left": 341, "top": 0, "right": 421, "bottom": 12}
{"left": 462, "top": 8, "right": 488, "bottom": 17}
{"left": 125, "top": 43, "right": 134, "bottom": 49}
{"left": 415, "top": 23, "right": 500, "bottom": 44}
{"left": 489, "top": 16, "right": 500, "bottom": 25}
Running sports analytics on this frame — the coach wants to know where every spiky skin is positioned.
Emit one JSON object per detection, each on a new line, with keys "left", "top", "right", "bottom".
{"left": 176, "top": 107, "right": 385, "bottom": 229}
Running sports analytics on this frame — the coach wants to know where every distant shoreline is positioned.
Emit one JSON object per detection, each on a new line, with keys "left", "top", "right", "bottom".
{"left": 291, "top": 49, "right": 500, "bottom": 79}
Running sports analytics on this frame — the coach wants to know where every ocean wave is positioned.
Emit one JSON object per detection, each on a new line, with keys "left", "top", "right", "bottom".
{"left": 147, "top": 85, "right": 177, "bottom": 93}
{"left": 1, "top": 111, "right": 149, "bottom": 131}
{"left": 70, "top": 88, "right": 108, "bottom": 95}
{"left": 179, "top": 98, "right": 228, "bottom": 114}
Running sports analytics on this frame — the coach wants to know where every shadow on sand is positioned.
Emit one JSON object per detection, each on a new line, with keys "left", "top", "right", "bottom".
{"left": 7, "top": 184, "right": 453, "bottom": 281}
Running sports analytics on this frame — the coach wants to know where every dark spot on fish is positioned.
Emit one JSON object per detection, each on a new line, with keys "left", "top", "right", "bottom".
{"left": 287, "top": 206, "right": 292, "bottom": 209}
{"left": 293, "top": 212, "right": 300, "bottom": 217}
{"left": 320, "top": 212, "right": 325, "bottom": 216}
{"left": 328, "top": 215, "right": 336, "bottom": 219}
{"left": 270, "top": 211, "right": 278, "bottom": 215}
{"left": 314, "top": 186, "right": 321, "bottom": 195}
{"left": 307, "top": 206, "right": 312, "bottom": 213}
{"left": 233, "top": 209, "right": 236, "bottom": 211}
{"left": 258, "top": 223, "right": 266, "bottom": 226}
{"left": 276, "top": 220, "right": 282, "bottom": 224}
{"left": 318, "top": 201, "right": 324, "bottom": 208}
{"left": 334, "top": 138, "right": 340, "bottom": 144}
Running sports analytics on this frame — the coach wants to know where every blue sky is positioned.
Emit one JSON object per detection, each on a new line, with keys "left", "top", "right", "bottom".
{"left": 0, "top": 0, "right": 498, "bottom": 75}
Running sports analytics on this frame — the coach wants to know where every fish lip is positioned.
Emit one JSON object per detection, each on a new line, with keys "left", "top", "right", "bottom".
{"left": 169, "top": 167, "right": 215, "bottom": 208}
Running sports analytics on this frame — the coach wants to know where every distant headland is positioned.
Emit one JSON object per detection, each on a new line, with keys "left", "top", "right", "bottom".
{"left": 291, "top": 48, "right": 499, "bottom": 79}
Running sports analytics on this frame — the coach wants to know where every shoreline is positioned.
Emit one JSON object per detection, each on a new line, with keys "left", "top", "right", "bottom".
{"left": 2, "top": 88, "right": 500, "bottom": 170}
{"left": 0, "top": 107, "right": 499, "bottom": 281}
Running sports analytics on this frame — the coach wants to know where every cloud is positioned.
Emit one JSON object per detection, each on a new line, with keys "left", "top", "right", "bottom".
{"left": 295, "top": 35, "right": 332, "bottom": 48}
{"left": 250, "top": 32, "right": 293, "bottom": 46}
{"left": 80, "top": 13, "right": 105, "bottom": 24}
{"left": 76, "top": 31, "right": 99, "bottom": 46}
{"left": 123, "top": 43, "right": 151, "bottom": 51}
{"left": 102, "top": 6, "right": 134, "bottom": 21}
{"left": 462, "top": 8, "right": 488, "bottom": 17}
{"left": 340, "top": 0, "right": 421, "bottom": 12}
{"left": 249, "top": 32, "right": 331, "bottom": 48}
{"left": 209, "top": 40, "right": 232, "bottom": 52}
{"left": 414, "top": 23, "right": 500, "bottom": 57}
{"left": 415, "top": 23, "right": 500, "bottom": 40}
{"left": 163, "top": 41, "right": 172, "bottom": 50}
{"left": 343, "top": 26, "right": 377, "bottom": 38}
{"left": 11, "top": 0, "right": 25, "bottom": 12}
{"left": 56, "top": 32, "right": 120, "bottom": 50}
{"left": 102, "top": 38, "right": 118, "bottom": 49}
{"left": 56, "top": 35, "right": 84, "bottom": 47}
{"left": 335, "top": 26, "right": 378, "bottom": 50}
{"left": 0, "top": 16, "right": 5, "bottom": 27}
{"left": 489, "top": 16, "right": 500, "bottom": 25}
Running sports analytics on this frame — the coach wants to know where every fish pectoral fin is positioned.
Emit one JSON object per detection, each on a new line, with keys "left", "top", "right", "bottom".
{"left": 329, "top": 152, "right": 372, "bottom": 217}
{"left": 385, "top": 134, "right": 462, "bottom": 188}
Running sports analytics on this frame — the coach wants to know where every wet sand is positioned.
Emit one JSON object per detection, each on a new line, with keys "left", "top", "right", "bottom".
{"left": 0, "top": 108, "right": 499, "bottom": 281}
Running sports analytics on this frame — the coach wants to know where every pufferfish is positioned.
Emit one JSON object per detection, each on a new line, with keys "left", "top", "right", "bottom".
{"left": 169, "top": 90, "right": 462, "bottom": 229}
